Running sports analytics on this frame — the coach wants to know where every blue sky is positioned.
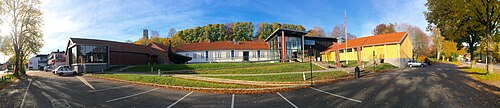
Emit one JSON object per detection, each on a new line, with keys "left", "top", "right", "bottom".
{"left": 0, "top": 0, "right": 429, "bottom": 63}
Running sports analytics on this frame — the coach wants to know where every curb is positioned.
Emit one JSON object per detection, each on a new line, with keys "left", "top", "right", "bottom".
{"left": 87, "top": 75, "right": 310, "bottom": 94}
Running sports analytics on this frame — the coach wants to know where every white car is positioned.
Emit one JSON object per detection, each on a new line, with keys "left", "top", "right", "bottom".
{"left": 54, "top": 65, "right": 78, "bottom": 76}
{"left": 407, "top": 60, "right": 427, "bottom": 67}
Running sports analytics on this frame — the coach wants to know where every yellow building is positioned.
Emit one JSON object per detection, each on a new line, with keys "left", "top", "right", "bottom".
{"left": 320, "top": 32, "right": 412, "bottom": 68}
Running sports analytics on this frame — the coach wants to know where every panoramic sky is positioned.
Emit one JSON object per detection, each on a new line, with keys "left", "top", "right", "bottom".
{"left": 0, "top": 0, "right": 428, "bottom": 63}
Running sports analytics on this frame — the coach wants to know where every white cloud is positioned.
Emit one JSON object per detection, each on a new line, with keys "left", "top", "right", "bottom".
{"left": 38, "top": 0, "right": 207, "bottom": 54}
{"left": 359, "top": 0, "right": 428, "bottom": 37}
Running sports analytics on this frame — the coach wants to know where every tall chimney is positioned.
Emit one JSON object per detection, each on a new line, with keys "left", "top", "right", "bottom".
{"left": 143, "top": 29, "right": 149, "bottom": 39}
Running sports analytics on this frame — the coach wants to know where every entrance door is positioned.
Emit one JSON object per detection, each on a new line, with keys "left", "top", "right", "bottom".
{"left": 243, "top": 51, "right": 249, "bottom": 61}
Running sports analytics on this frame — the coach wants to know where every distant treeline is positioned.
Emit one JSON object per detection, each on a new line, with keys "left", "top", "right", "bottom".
{"left": 172, "top": 22, "right": 306, "bottom": 43}
{"left": 134, "top": 22, "right": 307, "bottom": 47}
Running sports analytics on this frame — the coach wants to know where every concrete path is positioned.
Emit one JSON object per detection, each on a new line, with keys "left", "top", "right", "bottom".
{"left": 173, "top": 75, "right": 309, "bottom": 86}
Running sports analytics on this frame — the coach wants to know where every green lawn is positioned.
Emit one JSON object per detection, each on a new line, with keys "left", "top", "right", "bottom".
{"left": 206, "top": 71, "right": 349, "bottom": 82}
{"left": 0, "top": 75, "right": 17, "bottom": 89}
{"left": 125, "top": 62, "right": 286, "bottom": 72}
{"left": 365, "top": 63, "right": 398, "bottom": 72}
{"left": 460, "top": 66, "right": 500, "bottom": 81}
{"left": 93, "top": 74, "right": 255, "bottom": 88}
{"left": 327, "top": 60, "right": 368, "bottom": 67}
{"left": 195, "top": 63, "right": 324, "bottom": 74}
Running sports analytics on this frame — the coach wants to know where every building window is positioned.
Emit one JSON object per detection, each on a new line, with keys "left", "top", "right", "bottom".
{"left": 205, "top": 51, "right": 209, "bottom": 58}
{"left": 347, "top": 49, "right": 352, "bottom": 52}
{"left": 257, "top": 50, "right": 261, "bottom": 58}
{"left": 226, "top": 51, "right": 230, "bottom": 58}
{"left": 192, "top": 53, "right": 197, "bottom": 59}
{"left": 79, "top": 45, "right": 108, "bottom": 63}
{"left": 231, "top": 50, "right": 235, "bottom": 58}
{"left": 252, "top": 51, "right": 257, "bottom": 58}
{"left": 201, "top": 52, "right": 205, "bottom": 58}
{"left": 71, "top": 46, "right": 78, "bottom": 64}
{"left": 340, "top": 50, "right": 344, "bottom": 53}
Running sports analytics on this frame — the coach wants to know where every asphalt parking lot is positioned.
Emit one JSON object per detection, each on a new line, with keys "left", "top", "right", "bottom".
{"left": 0, "top": 63, "right": 499, "bottom": 108}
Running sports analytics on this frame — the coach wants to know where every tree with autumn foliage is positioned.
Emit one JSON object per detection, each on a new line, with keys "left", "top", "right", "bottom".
{"left": 442, "top": 40, "right": 459, "bottom": 61}
{"left": 397, "top": 23, "right": 432, "bottom": 58}
{"left": 372, "top": 23, "right": 396, "bottom": 35}
{"left": 306, "top": 26, "right": 326, "bottom": 36}
{"left": 425, "top": 0, "right": 500, "bottom": 73}
{"left": 430, "top": 26, "right": 444, "bottom": 60}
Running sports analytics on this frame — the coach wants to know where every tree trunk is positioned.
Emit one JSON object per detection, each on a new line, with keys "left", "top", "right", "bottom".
{"left": 437, "top": 51, "right": 441, "bottom": 61}
{"left": 469, "top": 41, "right": 475, "bottom": 68}
{"left": 486, "top": 34, "right": 493, "bottom": 74}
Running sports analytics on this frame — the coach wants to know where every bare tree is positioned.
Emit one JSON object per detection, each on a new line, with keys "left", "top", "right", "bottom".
{"left": 167, "top": 28, "right": 176, "bottom": 38}
{"left": 0, "top": 0, "right": 44, "bottom": 76}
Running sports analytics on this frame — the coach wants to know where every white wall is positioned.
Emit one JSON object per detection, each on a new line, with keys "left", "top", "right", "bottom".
{"left": 177, "top": 50, "right": 270, "bottom": 63}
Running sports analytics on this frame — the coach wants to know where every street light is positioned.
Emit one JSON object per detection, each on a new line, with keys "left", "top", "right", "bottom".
{"left": 309, "top": 46, "right": 313, "bottom": 87}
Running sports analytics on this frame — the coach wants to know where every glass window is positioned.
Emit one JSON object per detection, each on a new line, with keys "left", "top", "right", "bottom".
{"left": 71, "top": 46, "right": 78, "bottom": 64}
{"left": 193, "top": 53, "right": 197, "bottom": 59}
{"left": 79, "top": 45, "right": 108, "bottom": 63}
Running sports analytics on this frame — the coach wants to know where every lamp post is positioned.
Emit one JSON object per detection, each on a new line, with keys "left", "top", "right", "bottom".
{"left": 309, "top": 46, "right": 313, "bottom": 87}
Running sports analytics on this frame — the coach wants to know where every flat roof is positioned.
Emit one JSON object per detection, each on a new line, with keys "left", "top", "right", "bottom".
{"left": 264, "top": 28, "right": 337, "bottom": 41}
{"left": 264, "top": 28, "right": 308, "bottom": 41}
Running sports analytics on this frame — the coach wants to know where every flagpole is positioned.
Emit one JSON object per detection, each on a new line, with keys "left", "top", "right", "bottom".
{"left": 344, "top": 10, "right": 348, "bottom": 65}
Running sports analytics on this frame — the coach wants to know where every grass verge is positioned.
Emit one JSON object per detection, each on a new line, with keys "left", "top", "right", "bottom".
{"left": 125, "top": 62, "right": 286, "bottom": 72}
{"left": 205, "top": 71, "right": 349, "bottom": 82}
{"left": 365, "top": 63, "right": 398, "bottom": 72}
{"left": 195, "top": 63, "right": 324, "bottom": 74}
{"left": 459, "top": 66, "right": 500, "bottom": 81}
{"left": 0, "top": 75, "right": 17, "bottom": 90}
{"left": 93, "top": 74, "right": 256, "bottom": 88}
{"left": 327, "top": 60, "right": 368, "bottom": 67}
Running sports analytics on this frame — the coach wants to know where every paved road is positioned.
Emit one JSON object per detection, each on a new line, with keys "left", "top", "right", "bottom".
{"left": 0, "top": 63, "right": 499, "bottom": 108}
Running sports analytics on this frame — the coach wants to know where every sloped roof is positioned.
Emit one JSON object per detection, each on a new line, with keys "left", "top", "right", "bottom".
{"left": 69, "top": 38, "right": 158, "bottom": 55}
{"left": 177, "top": 41, "right": 269, "bottom": 52}
{"left": 322, "top": 32, "right": 407, "bottom": 53}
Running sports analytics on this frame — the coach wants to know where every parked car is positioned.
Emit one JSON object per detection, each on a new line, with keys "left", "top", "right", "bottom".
{"left": 44, "top": 66, "right": 53, "bottom": 72}
{"left": 53, "top": 65, "right": 78, "bottom": 76}
{"left": 407, "top": 60, "right": 427, "bottom": 67}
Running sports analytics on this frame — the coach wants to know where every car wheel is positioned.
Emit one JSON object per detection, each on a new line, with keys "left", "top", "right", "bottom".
{"left": 58, "top": 72, "right": 63, "bottom": 76}
{"left": 409, "top": 65, "right": 413, "bottom": 67}
{"left": 420, "top": 65, "right": 424, "bottom": 67}
{"left": 73, "top": 72, "right": 77, "bottom": 75}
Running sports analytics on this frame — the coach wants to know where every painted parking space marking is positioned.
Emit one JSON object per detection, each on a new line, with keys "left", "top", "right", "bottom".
{"left": 88, "top": 85, "right": 133, "bottom": 93}
{"left": 20, "top": 78, "right": 33, "bottom": 108}
{"left": 310, "top": 87, "right": 362, "bottom": 103}
{"left": 76, "top": 76, "right": 95, "bottom": 90}
{"left": 167, "top": 91, "right": 193, "bottom": 108}
{"left": 231, "top": 94, "right": 235, "bottom": 108}
{"left": 276, "top": 92, "right": 298, "bottom": 108}
{"left": 106, "top": 88, "right": 159, "bottom": 103}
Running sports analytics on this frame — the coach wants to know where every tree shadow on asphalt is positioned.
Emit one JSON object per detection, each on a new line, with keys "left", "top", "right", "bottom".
{"left": 312, "top": 62, "right": 500, "bottom": 107}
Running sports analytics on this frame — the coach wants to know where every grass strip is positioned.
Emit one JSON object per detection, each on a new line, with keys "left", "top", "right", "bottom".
{"left": 0, "top": 74, "right": 17, "bottom": 90}
{"left": 93, "top": 74, "right": 256, "bottom": 88}
{"left": 195, "top": 63, "right": 324, "bottom": 74}
{"left": 125, "top": 63, "right": 286, "bottom": 72}
{"left": 365, "top": 63, "right": 398, "bottom": 72}
{"left": 205, "top": 71, "right": 349, "bottom": 82}
{"left": 460, "top": 66, "right": 500, "bottom": 81}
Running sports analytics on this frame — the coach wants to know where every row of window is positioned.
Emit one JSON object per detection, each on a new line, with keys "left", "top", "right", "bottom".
{"left": 70, "top": 45, "right": 109, "bottom": 64}
{"left": 187, "top": 50, "right": 266, "bottom": 59}
{"left": 339, "top": 47, "right": 363, "bottom": 53}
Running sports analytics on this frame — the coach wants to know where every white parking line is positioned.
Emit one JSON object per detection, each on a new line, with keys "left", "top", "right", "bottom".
{"left": 276, "top": 92, "right": 298, "bottom": 108}
{"left": 88, "top": 85, "right": 133, "bottom": 93}
{"left": 167, "top": 91, "right": 193, "bottom": 108}
{"left": 231, "top": 94, "right": 235, "bottom": 108}
{"left": 310, "top": 87, "right": 362, "bottom": 103}
{"left": 76, "top": 76, "right": 95, "bottom": 90}
{"left": 105, "top": 88, "right": 159, "bottom": 103}
{"left": 20, "top": 78, "right": 32, "bottom": 108}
